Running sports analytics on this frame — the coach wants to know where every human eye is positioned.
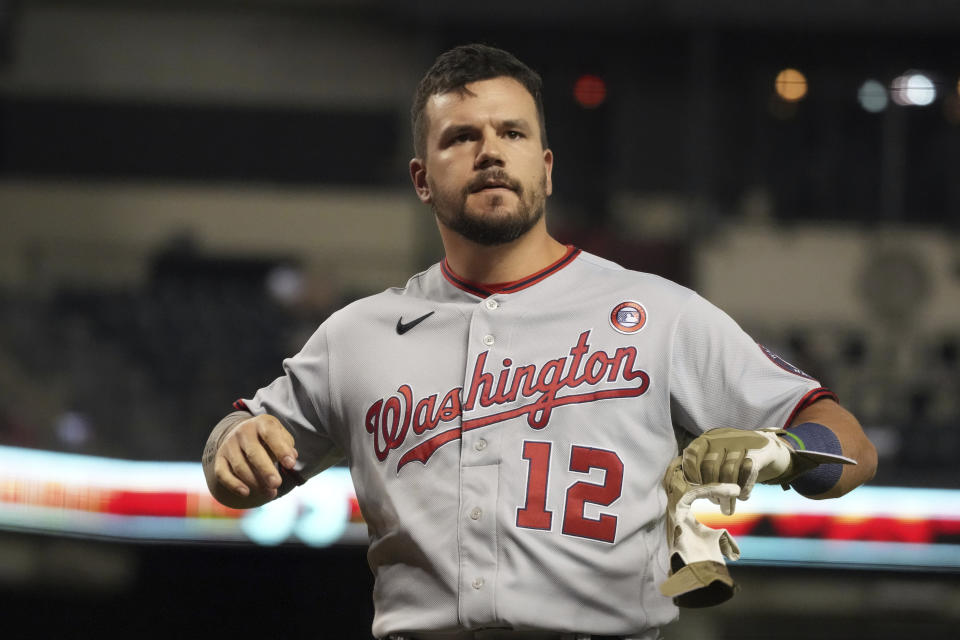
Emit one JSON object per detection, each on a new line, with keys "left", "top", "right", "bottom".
{"left": 444, "top": 129, "right": 474, "bottom": 146}
{"left": 505, "top": 130, "right": 525, "bottom": 140}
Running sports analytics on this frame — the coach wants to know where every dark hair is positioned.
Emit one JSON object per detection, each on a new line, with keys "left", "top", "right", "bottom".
{"left": 411, "top": 43, "right": 548, "bottom": 158}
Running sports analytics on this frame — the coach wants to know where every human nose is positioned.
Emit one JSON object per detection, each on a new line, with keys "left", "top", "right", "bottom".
{"left": 474, "top": 131, "right": 505, "bottom": 169}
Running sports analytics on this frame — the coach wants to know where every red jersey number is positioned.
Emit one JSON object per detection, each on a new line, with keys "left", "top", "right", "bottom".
{"left": 516, "top": 441, "right": 623, "bottom": 544}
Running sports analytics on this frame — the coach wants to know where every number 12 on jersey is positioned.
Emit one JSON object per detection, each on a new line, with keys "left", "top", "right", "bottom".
{"left": 516, "top": 440, "right": 624, "bottom": 543}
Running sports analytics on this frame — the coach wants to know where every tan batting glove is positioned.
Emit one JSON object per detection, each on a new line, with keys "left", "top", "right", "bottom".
{"left": 681, "top": 428, "right": 813, "bottom": 515}
{"left": 660, "top": 457, "right": 740, "bottom": 607}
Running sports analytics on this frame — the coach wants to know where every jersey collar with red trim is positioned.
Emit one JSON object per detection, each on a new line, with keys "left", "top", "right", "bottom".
{"left": 440, "top": 245, "right": 581, "bottom": 298}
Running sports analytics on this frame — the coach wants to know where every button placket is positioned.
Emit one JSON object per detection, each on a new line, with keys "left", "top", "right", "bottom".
{"left": 457, "top": 297, "right": 502, "bottom": 626}
{"left": 457, "top": 465, "right": 498, "bottom": 625}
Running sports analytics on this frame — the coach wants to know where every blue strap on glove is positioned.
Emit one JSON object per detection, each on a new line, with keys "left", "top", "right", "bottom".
{"left": 780, "top": 422, "right": 845, "bottom": 496}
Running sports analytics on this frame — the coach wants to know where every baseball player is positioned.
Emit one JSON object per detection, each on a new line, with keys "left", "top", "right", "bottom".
{"left": 202, "top": 44, "right": 877, "bottom": 639}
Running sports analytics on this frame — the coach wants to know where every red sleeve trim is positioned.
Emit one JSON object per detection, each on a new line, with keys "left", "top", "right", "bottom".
{"left": 232, "top": 399, "right": 251, "bottom": 412}
{"left": 782, "top": 387, "right": 838, "bottom": 429}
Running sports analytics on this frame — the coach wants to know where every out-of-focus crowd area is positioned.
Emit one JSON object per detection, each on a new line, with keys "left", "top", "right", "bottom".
{"left": 1, "top": 1, "right": 959, "bottom": 491}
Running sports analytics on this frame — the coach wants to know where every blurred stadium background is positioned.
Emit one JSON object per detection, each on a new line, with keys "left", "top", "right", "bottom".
{"left": 1, "top": 1, "right": 958, "bottom": 638}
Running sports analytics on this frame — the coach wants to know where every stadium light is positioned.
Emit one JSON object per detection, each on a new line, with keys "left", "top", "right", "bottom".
{"left": 775, "top": 68, "right": 808, "bottom": 102}
{"left": 573, "top": 74, "right": 607, "bottom": 109}
{"left": 858, "top": 79, "right": 888, "bottom": 113}
{"left": 891, "top": 71, "right": 936, "bottom": 106}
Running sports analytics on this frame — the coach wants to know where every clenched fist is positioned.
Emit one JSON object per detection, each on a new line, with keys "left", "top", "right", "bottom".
{"left": 202, "top": 412, "right": 299, "bottom": 509}
{"left": 681, "top": 428, "right": 799, "bottom": 515}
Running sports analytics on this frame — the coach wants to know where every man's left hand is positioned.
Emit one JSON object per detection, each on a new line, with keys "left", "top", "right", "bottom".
{"left": 681, "top": 428, "right": 798, "bottom": 515}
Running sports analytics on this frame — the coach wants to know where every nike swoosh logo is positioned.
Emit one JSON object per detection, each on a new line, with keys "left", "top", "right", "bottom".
{"left": 396, "top": 311, "right": 435, "bottom": 335}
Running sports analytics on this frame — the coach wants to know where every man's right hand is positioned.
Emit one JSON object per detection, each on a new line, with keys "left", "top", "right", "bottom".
{"left": 202, "top": 412, "right": 299, "bottom": 509}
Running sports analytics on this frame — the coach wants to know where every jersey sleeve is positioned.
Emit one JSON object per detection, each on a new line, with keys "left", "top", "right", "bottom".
{"left": 669, "top": 293, "right": 836, "bottom": 438}
{"left": 236, "top": 323, "right": 345, "bottom": 481}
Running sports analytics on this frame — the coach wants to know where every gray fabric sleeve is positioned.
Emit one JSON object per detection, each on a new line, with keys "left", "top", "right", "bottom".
{"left": 669, "top": 293, "right": 825, "bottom": 437}
{"left": 240, "top": 323, "right": 345, "bottom": 481}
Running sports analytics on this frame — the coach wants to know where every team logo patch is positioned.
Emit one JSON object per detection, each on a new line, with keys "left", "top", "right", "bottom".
{"left": 609, "top": 301, "right": 647, "bottom": 334}
{"left": 759, "top": 344, "right": 814, "bottom": 379}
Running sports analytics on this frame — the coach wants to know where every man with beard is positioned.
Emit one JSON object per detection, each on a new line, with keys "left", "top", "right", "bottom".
{"left": 202, "top": 44, "right": 876, "bottom": 640}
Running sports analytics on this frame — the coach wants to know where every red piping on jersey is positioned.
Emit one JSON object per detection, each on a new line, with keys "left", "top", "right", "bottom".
{"left": 441, "top": 245, "right": 581, "bottom": 297}
{"left": 782, "top": 387, "right": 838, "bottom": 430}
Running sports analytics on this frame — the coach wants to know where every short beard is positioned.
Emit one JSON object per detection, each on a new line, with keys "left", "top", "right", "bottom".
{"left": 432, "top": 172, "right": 547, "bottom": 246}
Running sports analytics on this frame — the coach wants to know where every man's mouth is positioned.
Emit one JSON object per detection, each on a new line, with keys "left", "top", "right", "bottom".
{"left": 471, "top": 179, "right": 516, "bottom": 193}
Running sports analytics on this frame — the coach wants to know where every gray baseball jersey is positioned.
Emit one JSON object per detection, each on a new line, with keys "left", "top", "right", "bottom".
{"left": 237, "top": 247, "right": 833, "bottom": 639}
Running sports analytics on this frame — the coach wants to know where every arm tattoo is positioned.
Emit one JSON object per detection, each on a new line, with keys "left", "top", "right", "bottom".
{"left": 202, "top": 411, "right": 253, "bottom": 468}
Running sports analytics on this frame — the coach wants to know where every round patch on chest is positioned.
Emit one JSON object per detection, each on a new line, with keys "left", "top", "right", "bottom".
{"left": 609, "top": 301, "right": 647, "bottom": 334}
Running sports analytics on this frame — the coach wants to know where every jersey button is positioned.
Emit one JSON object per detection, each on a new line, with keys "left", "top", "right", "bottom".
{"left": 485, "top": 299, "right": 499, "bottom": 310}
{"left": 472, "top": 577, "right": 484, "bottom": 589}
{"left": 469, "top": 507, "right": 482, "bottom": 520}
{"left": 482, "top": 334, "right": 495, "bottom": 346}
{"left": 474, "top": 439, "right": 487, "bottom": 451}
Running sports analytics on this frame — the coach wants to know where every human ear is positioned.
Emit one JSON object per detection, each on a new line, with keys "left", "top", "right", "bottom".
{"left": 409, "top": 157, "right": 432, "bottom": 204}
{"left": 543, "top": 149, "right": 554, "bottom": 197}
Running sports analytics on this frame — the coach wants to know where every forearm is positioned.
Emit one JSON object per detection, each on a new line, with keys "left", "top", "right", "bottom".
{"left": 788, "top": 399, "right": 878, "bottom": 499}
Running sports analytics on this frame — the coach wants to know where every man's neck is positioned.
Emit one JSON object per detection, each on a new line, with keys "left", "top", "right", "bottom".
{"left": 438, "top": 220, "right": 569, "bottom": 285}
